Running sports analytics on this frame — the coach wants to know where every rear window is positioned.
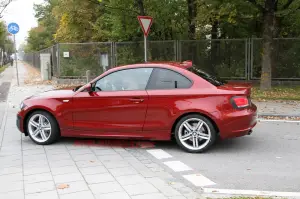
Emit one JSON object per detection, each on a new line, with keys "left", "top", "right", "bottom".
{"left": 187, "top": 66, "right": 226, "bottom": 86}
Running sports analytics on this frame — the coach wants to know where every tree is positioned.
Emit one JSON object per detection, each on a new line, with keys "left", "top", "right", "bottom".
{"left": 0, "top": 0, "right": 12, "bottom": 18}
{"left": 245, "top": 0, "right": 300, "bottom": 90}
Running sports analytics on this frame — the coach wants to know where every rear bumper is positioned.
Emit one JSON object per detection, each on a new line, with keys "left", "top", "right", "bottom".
{"left": 219, "top": 104, "right": 257, "bottom": 139}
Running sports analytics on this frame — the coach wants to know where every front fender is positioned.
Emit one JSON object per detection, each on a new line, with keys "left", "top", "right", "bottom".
{"left": 23, "top": 98, "right": 73, "bottom": 130}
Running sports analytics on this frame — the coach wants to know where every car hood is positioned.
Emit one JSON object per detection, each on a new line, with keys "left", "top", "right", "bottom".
{"left": 28, "top": 89, "right": 75, "bottom": 99}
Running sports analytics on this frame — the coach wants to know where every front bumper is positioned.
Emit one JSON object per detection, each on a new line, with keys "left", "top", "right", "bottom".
{"left": 16, "top": 112, "right": 25, "bottom": 134}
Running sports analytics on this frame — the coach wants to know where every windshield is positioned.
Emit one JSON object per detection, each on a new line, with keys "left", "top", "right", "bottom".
{"left": 187, "top": 66, "right": 226, "bottom": 86}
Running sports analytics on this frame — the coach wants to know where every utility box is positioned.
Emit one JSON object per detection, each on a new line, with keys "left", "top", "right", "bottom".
{"left": 40, "top": 53, "right": 51, "bottom": 81}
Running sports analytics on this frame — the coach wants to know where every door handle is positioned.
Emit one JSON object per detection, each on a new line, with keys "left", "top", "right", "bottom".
{"left": 129, "top": 98, "right": 144, "bottom": 103}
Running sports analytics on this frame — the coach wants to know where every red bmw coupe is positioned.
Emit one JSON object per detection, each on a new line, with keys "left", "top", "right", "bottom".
{"left": 17, "top": 61, "right": 257, "bottom": 153}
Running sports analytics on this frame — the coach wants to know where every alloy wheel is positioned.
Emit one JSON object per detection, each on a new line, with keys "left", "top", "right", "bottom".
{"left": 28, "top": 114, "right": 52, "bottom": 143}
{"left": 178, "top": 118, "right": 211, "bottom": 151}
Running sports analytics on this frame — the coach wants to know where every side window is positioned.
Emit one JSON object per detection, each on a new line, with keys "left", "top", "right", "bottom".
{"left": 95, "top": 68, "right": 153, "bottom": 91}
{"left": 147, "top": 68, "right": 192, "bottom": 90}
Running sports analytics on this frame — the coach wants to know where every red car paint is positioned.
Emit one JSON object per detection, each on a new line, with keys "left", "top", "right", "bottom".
{"left": 17, "top": 62, "right": 257, "bottom": 141}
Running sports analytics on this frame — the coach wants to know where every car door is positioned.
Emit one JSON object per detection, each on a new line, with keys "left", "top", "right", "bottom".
{"left": 72, "top": 67, "right": 153, "bottom": 136}
{"left": 144, "top": 67, "right": 193, "bottom": 132}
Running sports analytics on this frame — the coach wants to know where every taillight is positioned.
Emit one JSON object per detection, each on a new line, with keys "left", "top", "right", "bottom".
{"left": 231, "top": 96, "right": 250, "bottom": 109}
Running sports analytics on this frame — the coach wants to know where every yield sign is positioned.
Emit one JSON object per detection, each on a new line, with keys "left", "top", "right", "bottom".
{"left": 137, "top": 16, "right": 153, "bottom": 37}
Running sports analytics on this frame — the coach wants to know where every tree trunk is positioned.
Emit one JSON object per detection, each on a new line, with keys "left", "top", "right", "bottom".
{"left": 210, "top": 20, "right": 219, "bottom": 76}
{"left": 136, "top": 0, "right": 145, "bottom": 16}
{"left": 271, "top": 16, "right": 280, "bottom": 78}
{"left": 260, "top": 0, "right": 275, "bottom": 90}
{"left": 187, "top": 0, "right": 197, "bottom": 39}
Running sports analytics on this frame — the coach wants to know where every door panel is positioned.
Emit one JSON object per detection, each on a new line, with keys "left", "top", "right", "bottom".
{"left": 72, "top": 91, "right": 149, "bottom": 134}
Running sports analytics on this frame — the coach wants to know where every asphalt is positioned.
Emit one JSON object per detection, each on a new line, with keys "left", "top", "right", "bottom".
{"left": 155, "top": 121, "right": 300, "bottom": 192}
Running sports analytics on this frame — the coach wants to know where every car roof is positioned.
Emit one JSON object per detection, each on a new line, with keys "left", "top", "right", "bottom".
{"left": 113, "top": 60, "right": 193, "bottom": 70}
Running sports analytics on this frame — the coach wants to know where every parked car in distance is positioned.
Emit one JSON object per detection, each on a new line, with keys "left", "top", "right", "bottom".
{"left": 17, "top": 61, "right": 257, "bottom": 153}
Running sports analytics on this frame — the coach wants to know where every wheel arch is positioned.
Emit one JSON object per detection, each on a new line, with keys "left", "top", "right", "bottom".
{"left": 23, "top": 108, "right": 60, "bottom": 136}
{"left": 171, "top": 112, "right": 220, "bottom": 136}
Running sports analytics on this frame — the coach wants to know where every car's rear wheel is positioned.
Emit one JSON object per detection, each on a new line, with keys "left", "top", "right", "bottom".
{"left": 26, "top": 111, "right": 60, "bottom": 145}
{"left": 174, "top": 114, "right": 217, "bottom": 153}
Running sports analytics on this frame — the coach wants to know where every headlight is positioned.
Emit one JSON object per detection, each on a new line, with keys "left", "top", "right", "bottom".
{"left": 20, "top": 102, "right": 26, "bottom": 110}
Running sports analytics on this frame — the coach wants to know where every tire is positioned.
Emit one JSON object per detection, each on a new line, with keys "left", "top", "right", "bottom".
{"left": 174, "top": 114, "right": 217, "bottom": 153}
{"left": 26, "top": 110, "right": 60, "bottom": 145}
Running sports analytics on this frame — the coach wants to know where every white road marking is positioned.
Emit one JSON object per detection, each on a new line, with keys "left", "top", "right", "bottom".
{"left": 203, "top": 188, "right": 300, "bottom": 197}
{"left": 258, "top": 119, "right": 300, "bottom": 123}
{"left": 163, "top": 161, "right": 193, "bottom": 172}
{"left": 147, "top": 149, "right": 172, "bottom": 159}
{"left": 183, "top": 173, "right": 216, "bottom": 187}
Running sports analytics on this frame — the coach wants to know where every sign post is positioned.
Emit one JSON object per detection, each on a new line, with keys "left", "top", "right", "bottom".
{"left": 137, "top": 16, "right": 153, "bottom": 62}
{"left": 8, "top": 22, "right": 20, "bottom": 86}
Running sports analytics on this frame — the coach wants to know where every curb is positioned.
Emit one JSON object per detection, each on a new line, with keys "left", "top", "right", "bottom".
{"left": 258, "top": 113, "right": 300, "bottom": 117}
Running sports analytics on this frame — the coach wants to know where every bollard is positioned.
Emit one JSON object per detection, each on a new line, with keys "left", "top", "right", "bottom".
{"left": 86, "top": 70, "right": 91, "bottom": 83}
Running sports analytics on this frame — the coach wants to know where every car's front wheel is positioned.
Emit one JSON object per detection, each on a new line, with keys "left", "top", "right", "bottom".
{"left": 174, "top": 114, "right": 217, "bottom": 153}
{"left": 26, "top": 110, "right": 60, "bottom": 145}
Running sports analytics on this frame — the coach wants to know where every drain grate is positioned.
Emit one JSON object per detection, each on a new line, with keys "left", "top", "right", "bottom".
{"left": 0, "top": 82, "right": 11, "bottom": 102}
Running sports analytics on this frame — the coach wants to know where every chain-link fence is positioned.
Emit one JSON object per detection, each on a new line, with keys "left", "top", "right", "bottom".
{"left": 22, "top": 38, "right": 300, "bottom": 81}
{"left": 179, "top": 39, "right": 247, "bottom": 79}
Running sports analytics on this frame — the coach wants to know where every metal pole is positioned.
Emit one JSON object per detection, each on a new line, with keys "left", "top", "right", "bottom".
{"left": 144, "top": 35, "right": 147, "bottom": 62}
{"left": 13, "top": 35, "right": 19, "bottom": 86}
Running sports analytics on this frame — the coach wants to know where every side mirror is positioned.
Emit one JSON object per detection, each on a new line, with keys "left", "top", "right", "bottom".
{"left": 86, "top": 83, "right": 94, "bottom": 93}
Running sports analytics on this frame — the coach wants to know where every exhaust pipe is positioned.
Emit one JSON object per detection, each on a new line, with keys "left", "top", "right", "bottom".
{"left": 247, "top": 130, "right": 253, "bottom": 135}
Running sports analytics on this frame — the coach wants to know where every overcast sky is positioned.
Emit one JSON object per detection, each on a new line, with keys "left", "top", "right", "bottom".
{"left": 2, "top": 0, "right": 44, "bottom": 48}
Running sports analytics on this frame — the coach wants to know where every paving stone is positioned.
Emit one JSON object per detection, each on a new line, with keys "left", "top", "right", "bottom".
{"left": 48, "top": 159, "right": 75, "bottom": 168}
{"left": 131, "top": 193, "right": 167, "bottom": 199}
{"left": 25, "top": 190, "right": 59, "bottom": 199}
{"left": 23, "top": 155, "right": 48, "bottom": 163}
{"left": 0, "top": 180, "right": 23, "bottom": 193}
{"left": 0, "top": 150, "right": 21, "bottom": 156}
{"left": 72, "top": 154, "right": 97, "bottom": 162}
{"left": 23, "top": 160, "right": 48, "bottom": 168}
{"left": 123, "top": 182, "right": 159, "bottom": 196}
{"left": 47, "top": 153, "right": 72, "bottom": 161}
{"left": 22, "top": 148, "right": 45, "bottom": 156}
{"left": 89, "top": 181, "right": 123, "bottom": 194}
{"left": 25, "top": 181, "right": 55, "bottom": 194}
{"left": 84, "top": 173, "right": 114, "bottom": 184}
{"left": 69, "top": 148, "right": 92, "bottom": 155}
{"left": 116, "top": 174, "right": 147, "bottom": 185}
{"left": 76, "top": 160, "right": 102, "bottom": 168}
{"left": 53, "top": 172, "right": 84, "bottom": 184}
{"left": 56, "top": 180, "right": 89, "bottom": 195}
{"left": 102, "top": 160, "right": 130, "bottom": 169}
{"left": 109, "top": 166, "right": 138, "bottom": 177}
{"left": 0, "top": 172, "right": 23, "bottom": 182}
{"left": 0, "top": 159, "right": 22, "bottom": 168}
{"left": 0, "top": 166, "right": 23, "bottom": 175}
{"left": 24, "top": 166, "right": 51, "bottom": 176}
{"left": 79, "top": 165, "right": 107, "bottom": 175}
{"left": 93, "top": 149, "right": 117, "bottom": 156}
{"left": 95, "top": 191, "right": 131, "bottom": 199}
{"left": 0, "top": 154, "right": 21, "bottom": 162}
{"left": 168, "top": 196, "right": 187, "bottom": 199}
{"left": 60, "top": 190, "right": 95, "bottom": 199}
{"left": 97, "top": 154, "right": 123, "bottom": 162}
{"left": 157, "top": 186, "right": 182, "bottom": 197}
{"left": 24, "top": 172, "right": 53, "bottom": 184}
{"left": 51, "top": 165, "right": 79, "bottom": 175}
{"left": 0, "top": 190, "right": 24, "bottom": 199}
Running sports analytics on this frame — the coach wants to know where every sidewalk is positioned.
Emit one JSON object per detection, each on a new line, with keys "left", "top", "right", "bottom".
{"left": 253, "top": 100, "right": 300, "bottom": 117}
{"left": 0, "top": 62, "right": 203, "bottom": 199}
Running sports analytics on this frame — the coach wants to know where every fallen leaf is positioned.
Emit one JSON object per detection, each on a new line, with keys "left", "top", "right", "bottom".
{"left": 57, "top": 184, "right": 69, "bottom": 189}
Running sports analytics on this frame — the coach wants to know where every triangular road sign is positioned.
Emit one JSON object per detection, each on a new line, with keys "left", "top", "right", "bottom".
{"left": 137, "top": 16, "right": 153, "bottom": 37}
